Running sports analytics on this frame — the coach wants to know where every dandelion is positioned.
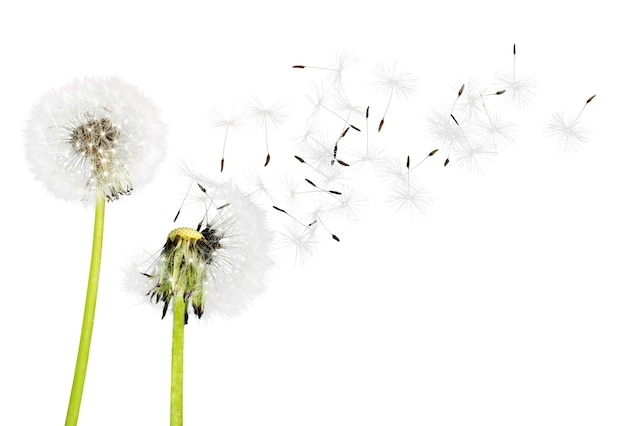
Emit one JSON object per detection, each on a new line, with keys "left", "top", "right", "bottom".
{"left": 247, "top": 97, "right": 288, "bottom": 167}
{"left": 24, "top": 76, "right": 166, "bottom": 426}
{"left": 371, "top": 61, "right": 418, "bottom": 131}
{"left": 25, "top": 76, "right": 166, "bottom": 203}
{"left": 126, "top": 173, "right": 272, "bottom": 425}
{"left": 494, "top": 43, "right": 537, "bottom": 109}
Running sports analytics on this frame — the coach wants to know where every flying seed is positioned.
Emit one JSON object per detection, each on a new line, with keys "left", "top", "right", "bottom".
{"left": 292, "top": 65, "right": 306, "bottom": 68}
{"left": 450, "top": 114, "right": 459, "bottom": 126}
{"left": 336, "top": 160, "right": 350, "bottom": 167}
{"left": 378, "top": 118, "right": 385, "bottom": 132}
{"left": 444, "top": 158, "right": 450, "bottom": 166}
{"left": 217, "top": 203, "right": 231, "bottom": 210}
{"left": 429, "top": 149, "right": 438, "bottom": 156}
{"left": 264, "top": 153, "right": 271, "bottom": 167}
{"left": 406, "top": 155, "right": 410, "bottom": 168}
{"left": 294, "top": 155, "right": 305, "bottom": 163}
{"left": 458, "top": 84, "right": 465, "bottom": 97}
{"left": 332, "top": 234, "right": 340, "bottom": 242}
{"left": 586, "top": 94, "right": 596, "bottom": 104}
{"left": 220, "top": 158, "right": 225, "bottom": 173}
{"left": 495, "top": 90, "right": 506, "bottom": 95}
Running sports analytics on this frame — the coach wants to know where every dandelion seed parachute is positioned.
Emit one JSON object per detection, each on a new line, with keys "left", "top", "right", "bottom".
{"left": 24, "top": 76, "right": 167, "bottom": 204}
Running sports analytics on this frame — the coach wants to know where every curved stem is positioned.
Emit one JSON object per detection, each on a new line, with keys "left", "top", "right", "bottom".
{"left": 65, "top": 193, "right": 106, "bottom": 426}
{"left": 170, "top": 251, "right": 185, "bottom": 426}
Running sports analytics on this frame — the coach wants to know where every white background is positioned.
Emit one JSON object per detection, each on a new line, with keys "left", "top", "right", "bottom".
{"left": 1, "top": 1, "right": 624, "bottom": 425}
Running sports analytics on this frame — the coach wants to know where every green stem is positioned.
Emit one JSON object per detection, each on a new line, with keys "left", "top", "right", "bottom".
{"left": 65, "top": 193, "right": 106, "bottom": 426}
{"left": 170, "top": 251, "right": 185, "bottom": 426}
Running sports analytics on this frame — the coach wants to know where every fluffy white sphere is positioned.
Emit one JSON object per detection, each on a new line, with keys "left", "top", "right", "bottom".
{"left": 24, "top": 76, "right": 167, "bottom": 204}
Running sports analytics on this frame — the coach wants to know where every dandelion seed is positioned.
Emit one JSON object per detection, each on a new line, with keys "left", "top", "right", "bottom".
{"left": 208, "top": 107, "right": 247, "bottom": 172}
{"left": 273, "top": 205, "right": 310, "bottom": 228}
{"left": 304, "top": 178, "right": 342, "bottom": 199}
{"left": 293, "top": 51, "right": 358, "bottom": 93}
{"left": 545, "top": 112, "right": 590, "bottom": 153}
{"left": 456, "top": 77, "right": 487, "bottom": 122}
{"left": 545, "top": 94, "right": 595, "bottom": 153}
{"left": 247, "top": 97, "right": 288, "bottom": 167}
{"left": 372, "top": 61, "right": 418, "bottom": 131}
{"left": 494, "top": 43, "right": 538, "bottom": 108}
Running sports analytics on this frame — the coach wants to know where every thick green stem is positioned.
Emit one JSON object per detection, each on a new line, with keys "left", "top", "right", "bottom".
{"left": 65, "top": 193, "right": 106, "bottom": 426}
{"left": 170, "top": 251, "right": 185, "bottom": 426}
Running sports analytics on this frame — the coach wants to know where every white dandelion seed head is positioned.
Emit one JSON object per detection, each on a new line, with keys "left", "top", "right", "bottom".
{"left": 125, "top": 171, "right": 274, "bottom": 321}
{"left": 371, "top": 61, "right": 418, "bottom": 99}
{"left": 24, "top": 76, "right": 166, "bottom": 204}
{"left": 545, "top": 112, "right": 591, "bottom": 153}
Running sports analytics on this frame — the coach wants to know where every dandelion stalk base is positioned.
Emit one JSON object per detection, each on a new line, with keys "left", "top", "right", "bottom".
{"left": 65, "top": 193, "right": 105, "bottom": 426}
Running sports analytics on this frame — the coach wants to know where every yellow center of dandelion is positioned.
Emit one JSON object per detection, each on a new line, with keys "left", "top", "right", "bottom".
{"left": 168, "top": 227, "right": 204, "bottom": 242}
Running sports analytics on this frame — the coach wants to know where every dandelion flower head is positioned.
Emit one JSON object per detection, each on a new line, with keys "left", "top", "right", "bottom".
{"left": 24, "top": 76, "right": 167, "bottom": 203}
{"left": 127, "top": 172, "right": 274, "bottom": 321}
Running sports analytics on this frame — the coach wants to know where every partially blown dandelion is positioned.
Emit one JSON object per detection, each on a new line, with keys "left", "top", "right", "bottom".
{"left": 126, "top": 173, "right": 273, "bottom": 426}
